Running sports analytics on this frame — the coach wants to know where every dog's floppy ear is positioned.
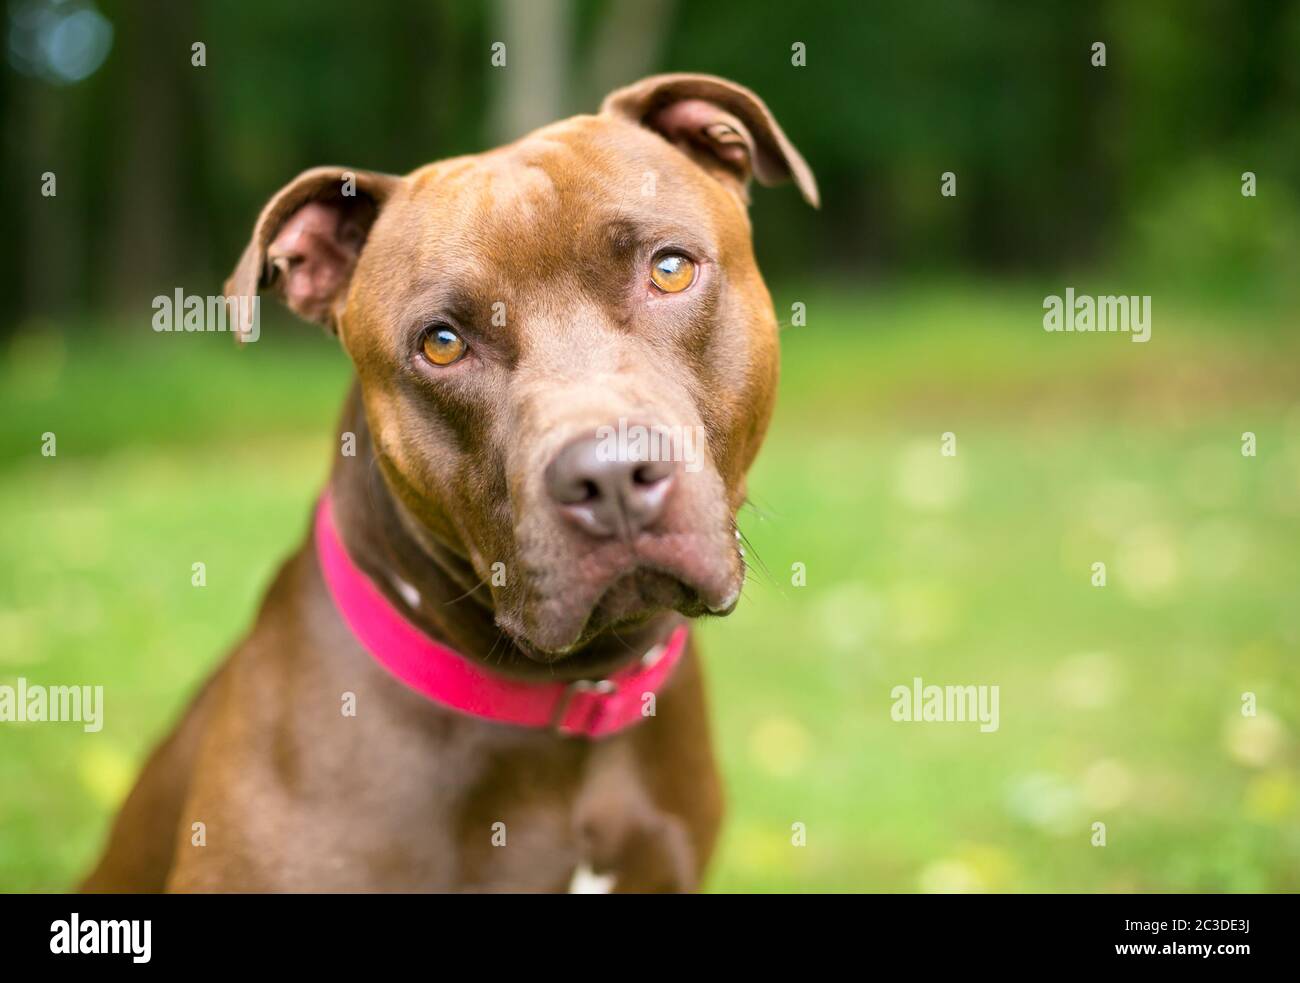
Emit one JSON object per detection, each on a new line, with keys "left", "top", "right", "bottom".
{"left": 225, "top": 166, "right": 400, "bottom": 339}
{"left": 601, "top": 73, "right": 819, "bottom": 208}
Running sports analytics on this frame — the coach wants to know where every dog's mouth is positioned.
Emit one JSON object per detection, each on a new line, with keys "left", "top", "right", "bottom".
{"left": 500, "top": 571, "right": 698, "bottom": 673}
{"left": 503, "top": 535, "right": 742, "bottom": 665}
{"left": 582, "top": 567, "right": 708, "bottom": 636}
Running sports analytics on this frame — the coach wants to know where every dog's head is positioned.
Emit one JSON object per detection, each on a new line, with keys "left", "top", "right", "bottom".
{"left": 228, "top": 74, "right": 817, "bottom": 660}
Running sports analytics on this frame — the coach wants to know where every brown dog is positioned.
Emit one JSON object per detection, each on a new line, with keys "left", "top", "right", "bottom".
{"left": 82, "top": 74, "right": 817, "bottom": 893}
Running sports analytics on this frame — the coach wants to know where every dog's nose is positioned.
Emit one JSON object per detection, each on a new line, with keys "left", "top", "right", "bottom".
{"left": 545, "top": 432, "right": 677, "bottom": 538}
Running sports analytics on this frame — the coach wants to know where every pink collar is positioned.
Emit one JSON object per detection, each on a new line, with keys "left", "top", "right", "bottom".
{"left": 314, "top": 494, "right": 688, "bottom": 738}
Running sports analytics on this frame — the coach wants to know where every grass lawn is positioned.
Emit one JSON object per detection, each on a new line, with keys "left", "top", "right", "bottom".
{"left": 1, "top": 282, "right": 1298, "bottom": 892}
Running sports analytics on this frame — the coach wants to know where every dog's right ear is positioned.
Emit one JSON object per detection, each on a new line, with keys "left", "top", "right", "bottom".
{"left": 225, "top": 166, "right": 400, "bottom": 340}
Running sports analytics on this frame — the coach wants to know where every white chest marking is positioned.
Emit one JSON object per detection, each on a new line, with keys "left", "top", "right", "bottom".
{"left": 568, "top": 863, "right": 616, "bottom": 894}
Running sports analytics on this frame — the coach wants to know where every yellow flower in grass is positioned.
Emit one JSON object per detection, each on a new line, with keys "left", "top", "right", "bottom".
{"left": 887, "top": 581, "right": 957, "bottom": 646}
{"left": 1053, "top": 651, "right": 1122, "bottom": 710}
{"left": 1224, "top": 711, "right": 1288, "bottom": 769}
{"left": 0, "top": 611, "right": 44, "bottom": 666}
{"left": 918, "top": 859, "right": 981, "bottom": 894}
{"left": 918, "top": 844, "right": 1016, "bottom": 893}
{"left": 729, "top": 821, "right": 796, "bottom": 876}
{"left": 1082, "top": 758, "right": 1135, "bottom": 811}
{"left": 895, "top": 439, "right": 965, "bottom": 512}
{"left": 748, "top": 715, "right": 811, "bottom": 778}
{"left": 78, "top": 743, "right": 135, "bottom": 810}
{"left": 814, "top": 581, "right": 881, "bottom": 656}
{"left": 1243, "top": 772, "right": 1295, "bottom": 822}
{"left": 1116, "top": 522, "right": 1180, "bottom": 604}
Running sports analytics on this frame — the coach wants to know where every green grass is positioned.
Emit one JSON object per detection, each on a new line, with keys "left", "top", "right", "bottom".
{"left": 1, "top": 285, "right": 1298, "bottom": 892}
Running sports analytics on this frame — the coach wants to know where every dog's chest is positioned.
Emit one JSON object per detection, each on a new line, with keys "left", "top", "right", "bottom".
{"left": 370, "top": 723, "right": 596, "bottom": 891}
{"left": 397, "top": 727, "right": 685, "bottom": 892}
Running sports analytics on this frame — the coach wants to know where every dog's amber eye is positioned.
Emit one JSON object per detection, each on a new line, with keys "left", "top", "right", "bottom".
{"left": 421, "top": 326, "right": 468, "bottom": 366}
{"left": 650, "top": 253, "right": 695, "bottom": 293}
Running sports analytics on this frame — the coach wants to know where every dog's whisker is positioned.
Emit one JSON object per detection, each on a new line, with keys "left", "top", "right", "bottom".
{"left": 741, "top": 493, "right": 781, "bottom": 522}
{"left": 483, "top": 627, "right": 511, "bottom": 667}
{"left": 442, "top": 574, "right": 490, "bottom": 607}
{"left": 733, "top": 525, "right": 779, "bottom": 591}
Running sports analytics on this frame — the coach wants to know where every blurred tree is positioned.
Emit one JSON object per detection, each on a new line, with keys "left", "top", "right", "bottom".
{"left": 105, "top": 0, "right": 197, "bottom": 310}
{"left": 575, "top": 0, "right": 675, "bottom": 111}
{"left": 491, "top": 0, "right": 570, "bottom": 142}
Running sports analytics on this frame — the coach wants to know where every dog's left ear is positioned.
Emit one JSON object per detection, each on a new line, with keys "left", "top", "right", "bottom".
{"left": 601, "top": 73, "right": 819, "bottom": 208}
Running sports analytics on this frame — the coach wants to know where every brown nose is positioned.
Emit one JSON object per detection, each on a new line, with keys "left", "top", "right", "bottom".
{"left": 545, "top": 431, "right": 677, "bottom": 538}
